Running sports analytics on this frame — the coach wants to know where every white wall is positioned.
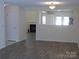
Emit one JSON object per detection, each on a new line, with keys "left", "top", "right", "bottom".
{"left": 5, "top": 5, "right": 40, "bottom": 42}
{"left": 36, "top": 9, "right": 79, "bottom": 43}
{"left": 5, "top": 5, "right": 27, "bottom": 42}
{"left": 5, "top": 5, "right": 20, "bottom": 42}
{"left": 24, "top": 9, "right": 39, "bottom": 24}
{"left": 23, "top": 9, "right": 39, "bottom": 39}
{"left": 73, "top": 8, "right": 79, "bottom": 46}
{"left": 18, "top": 7, "right": 27, "bottom": 41}
{"left": 0, "top": 0, "right": 6, "bottom": 49}
{"left": 36, "top": 25, "right": 79, "bottom": 43}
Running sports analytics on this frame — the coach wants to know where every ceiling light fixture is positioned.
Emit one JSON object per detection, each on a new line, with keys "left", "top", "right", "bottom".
{"left": 48, "top": 2, "right": 56, "bottom": 9}
{"left": 41, "top": 1, "right": 62, "bottom": 9}
{"left": 49, "top": 5, "right": 56, "bottom": 9}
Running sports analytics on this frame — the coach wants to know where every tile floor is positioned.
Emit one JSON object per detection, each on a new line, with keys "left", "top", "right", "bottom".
{"left": 0, "top": 40, "right": 79, "bottom": 59}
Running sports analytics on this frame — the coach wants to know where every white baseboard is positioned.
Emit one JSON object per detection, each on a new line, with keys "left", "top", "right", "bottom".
{"left": 8, "top": 39, "right": 16, "bottom": 42}
{"left": 36, "top": 39, "right": 77, "bottom": 43}
{"left": 7, "top": 39, "right": 17, "bottom": 46}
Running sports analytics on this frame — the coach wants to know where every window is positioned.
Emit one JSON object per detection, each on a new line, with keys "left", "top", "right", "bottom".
{"left": 63, "top": 17, "right": 69, "bottom": 26}
{"left": 55, "top": 16, "right": 70, "bottom": 26}
{"left": 56, "top": 17, "right": 62, "bottom": 25}
{"left": 42, "top": 16, "right": 46, "bottom": 24}
{"left": 41, "top": 15, "right": 73, "bottom": 26}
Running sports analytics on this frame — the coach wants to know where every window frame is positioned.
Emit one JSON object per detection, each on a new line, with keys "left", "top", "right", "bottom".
{"left": 55, "top": 16, "right": 70, "bottom": 26}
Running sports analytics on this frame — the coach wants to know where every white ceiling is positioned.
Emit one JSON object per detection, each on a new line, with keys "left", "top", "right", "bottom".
{"left": 5, "top": 0, "right": 79, "bottom": 8}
